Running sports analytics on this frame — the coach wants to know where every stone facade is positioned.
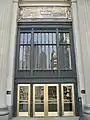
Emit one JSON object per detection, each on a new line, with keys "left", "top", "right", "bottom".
{"left": 0, "top": 0, "right": 90, "bottom": 119}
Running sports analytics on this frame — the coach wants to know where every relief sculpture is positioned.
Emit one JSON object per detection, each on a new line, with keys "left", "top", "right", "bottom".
{"left": 18, "top": 6, "right": 71, "bottom": 21}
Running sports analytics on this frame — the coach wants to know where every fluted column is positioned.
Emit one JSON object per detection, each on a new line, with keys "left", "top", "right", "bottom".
{"left": 0, "top": 0, "right": 13, "bottom": 119}
{"left": 71, "top": 0, "right": 86, "bottom": 107}
{"left": 6, "top": 0, "right": 18, "bottom": 118}
{"left": 77, "top": 0, "right": 90, "bottom": 119}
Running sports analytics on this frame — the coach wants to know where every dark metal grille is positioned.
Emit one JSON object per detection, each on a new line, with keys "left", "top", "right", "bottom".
{"left": 19, "top": 33, "right": 32, "bottom": 70}
{"left": 33, "top": 32, "right": 57, "bottom": 70}
{"left": 18, "top": 29, "right": 72, "bottom": 70}
{"left": 59, "top": 33, "right": 71, "bottom": 69}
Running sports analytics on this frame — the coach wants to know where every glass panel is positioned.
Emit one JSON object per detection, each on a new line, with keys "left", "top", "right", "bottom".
{"left": 19, "top": 46, "right": 31, "bottom": 70}
{"left": 51, "top": 46, "right": 57, "bottom": 70}
{"left": 35, "top": 86, "right": 44, "bottom": 112}
{"left": 34, "top": 33, "right": 56, "bottom": 44}
{"left": 53, "top": 33, "right": 56, "bottom": 44}
{"left": 59, "top": 33, "right": 70, "bottom": 44}
{"left": 28, "top": 33, "right": 31, "bottom": 44}
{"left": 19, "top": 86, "right": 29, "bottom": 112}
{"left": 20, "top": 33, "right": 24, "bottom": 44}
{"left": 42, "top": 33, "right": 44, "bottom": 44}
{"left": 19, "top": 46, "right": 23, "bottom": 69}
{"left": 49, "top": 33, "right": 52, "bottom": 44}
{"left": 63, "top": 86, "right": 73, "bottom": 112}
{"left": 34, "top": 33, "right": 37, "bottom": 44}
{"left": 48, "top": 86, "right": 57, "bottom": 112}
{"left": 24, "top": 33, "right": 28, "bottom": 44}
{"left": 59, "top": 46, "right": 72, "bottom": 69}
{"left": 46, "top": 33, "right": 49, "bottom": 44}
{"left": 19, "top": 86, "right": 28, "bottom": 100}
{"left": 19, "top": 104, "right": 28, "bottom": 112}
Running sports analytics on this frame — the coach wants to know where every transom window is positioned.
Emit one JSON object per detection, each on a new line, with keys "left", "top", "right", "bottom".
{"left": 19, "top": 28, "right": 72, "bottom": 70}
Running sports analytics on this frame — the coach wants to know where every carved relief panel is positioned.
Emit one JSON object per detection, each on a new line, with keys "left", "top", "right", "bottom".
{"left": 18, "top": 6, "right": 71, "bottom": 22}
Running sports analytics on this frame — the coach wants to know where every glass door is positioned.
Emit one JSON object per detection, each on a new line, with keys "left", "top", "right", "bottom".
{"left": 61, "top": 84, "right": 75, "bottom": 116}
{"left": 33, "top": 84, "right": 59, "bottom": 117}
{"left": 47, "top": 84, "right": 59, "bottom": 116}
{"left": 17, "top": 84, "right": 30, "bottom": 116}
{"left": 33, "top": 84, "right": 45, "bottom": 116}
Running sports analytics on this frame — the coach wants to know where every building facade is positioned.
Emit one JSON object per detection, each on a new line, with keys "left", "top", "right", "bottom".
{"left": 0, "top": 0, "right": 90, "bottom": 119}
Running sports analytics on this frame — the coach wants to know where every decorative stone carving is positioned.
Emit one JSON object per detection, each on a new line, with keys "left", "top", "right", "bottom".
{"left": 18, "top": 6, "right": 72, "bottom": 21}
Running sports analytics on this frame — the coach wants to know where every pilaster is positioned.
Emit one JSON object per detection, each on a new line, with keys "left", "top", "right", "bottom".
{"left": 7, "top": 0, "right": 19, "bottom": 119}
{"left": 0, "top": 0, "right": 13, "bottom": 119}
{"left": 77, "top": 0, "right": 90, "bottom": 119}
{"left": 71, "top": 0, "right": 86, "bottom": 106}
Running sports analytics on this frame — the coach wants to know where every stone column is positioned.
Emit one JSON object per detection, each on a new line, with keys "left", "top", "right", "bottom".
{"left": 7, "top": 0, "right": 18, "bottom": 119}
{"left": 71, "top": 0, "right": 86, "bottom": 106}
{"left": 0, "top": 0, "right": 13, "bottom": 119}
{"left": 76, "top": 0, "right": 90, "bottom": 119}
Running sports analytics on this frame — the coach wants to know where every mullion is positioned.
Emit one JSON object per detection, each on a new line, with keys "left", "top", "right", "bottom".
{"left": 26, "top": 33, "right": 28, "bottom": 70}
{"left": 48, "top": 33, "right": 50, "bottom": 69}
{"left": 44, "top": 33, "right": 46, "bottom": 68}
{"left": 37, "top": 33, "right": 38, "bottom": 69}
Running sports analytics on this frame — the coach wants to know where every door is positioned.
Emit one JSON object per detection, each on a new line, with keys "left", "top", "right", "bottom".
{"left": 61, "top": 84, "right": 75, "bottom": 116}
{"left": 17, "top": 84, "right": 30, "bottom": 116}
{"left": 33, "top": 84, "right": 59, "bottom": 117}
{"left": 47, "top": 84, "right": 59, "bottom": 116}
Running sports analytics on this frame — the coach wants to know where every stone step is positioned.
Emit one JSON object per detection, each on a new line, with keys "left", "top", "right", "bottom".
{"left": 12, "top": 117, "right": 79, "bottom": 120}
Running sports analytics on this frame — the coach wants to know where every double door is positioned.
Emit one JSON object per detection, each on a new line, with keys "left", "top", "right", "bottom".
{"left": 33, "top": 84, "right": 59, "bottom": 116}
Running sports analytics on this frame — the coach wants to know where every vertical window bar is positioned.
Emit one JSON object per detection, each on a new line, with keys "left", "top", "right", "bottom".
{"left": 56, "top": 28, "right": 60, "bottom": 71}
{"left": 44, "top": 33, "right": 47, "bottom": 68}
{"left": 68, "top": 46, "right": 72, "bottom": 69}
{"left": 50, "top": 45, "right": 52, "bottom": 69}
{"left": 37, "top": 33, "right": 39, "bottom": 69}
{"left": 19, "top": 46, "right": 23, "bottom": 70}
{"left": 46, "top": 45, "right": 48, "bottom": 69}
{"left": 48, "top": 33, "right": 50, "bottom": 69}
{"left": 31, "top": 28, "right": 34, "bottom": 71}
{"left": 26, "top": 34, "right": 28, "bottom": 69}
{"left": 22, "top": 46, "right": 24, "bottom": 69}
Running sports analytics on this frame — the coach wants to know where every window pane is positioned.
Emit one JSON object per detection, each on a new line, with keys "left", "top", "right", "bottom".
{"left": 28, "top": 33, "right": 31, "bottom": 44}
{"left": 46, "top": 33, "right": 49, "bottom": 44}
{"left": 20, "top": 33, "right": 31, "bottom": 44}
{"left": 53, "top": 33, "right": 56, "bottom": 44}
{"left": 20, "top": 33, "right": 24, "bottom": 44}
{"left": 59, "top": 33, "right": 70, "bottom": 44}
{"left": 49, "top": 33, "right": 52, "bottom": 44}
{"left": 19, "top": 46, "right": 23, "bottom": 69}
{"left": 24, "top": 33, "right": 27, "bottom": 44}
{"left": 19, "top": 46, "right": 31, "bottom": 70}
{"left": 34, "top": 33, "right": 37, "bottom": 44}
{"left": 34, "top": 33, "right": 56, "bottom": 45}
{"left": 59, "top": 46, "right": 72, "bottom": 69}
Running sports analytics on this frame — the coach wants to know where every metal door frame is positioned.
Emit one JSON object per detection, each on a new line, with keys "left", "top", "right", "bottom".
{"left": 61, "top": 84, "right": 75, "bottom": 116}
{"left": 17, "top": 84, "right": 30, "bottom": 116}
{"left": 33, "top": 84, "right": 59, "bottom": 117}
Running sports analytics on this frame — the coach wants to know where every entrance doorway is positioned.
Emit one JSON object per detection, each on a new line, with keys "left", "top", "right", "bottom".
{"left": 16, "top": 83, "right": 75, "bottom": 117}
{"left": 61, "top": 84, "right": 75, "bottom": 116}
{"left": 33, "top": 84, "right": 59, "bottom": 117}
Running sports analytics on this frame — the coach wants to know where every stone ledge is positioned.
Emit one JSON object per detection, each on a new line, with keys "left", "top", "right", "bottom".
{"left": 0, "top": 107, "right": 9, "bottom": 116}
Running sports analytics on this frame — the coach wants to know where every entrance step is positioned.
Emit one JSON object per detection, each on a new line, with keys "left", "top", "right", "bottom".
{"left": 12, "top": 117, "right": 79, "bottom": 120}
